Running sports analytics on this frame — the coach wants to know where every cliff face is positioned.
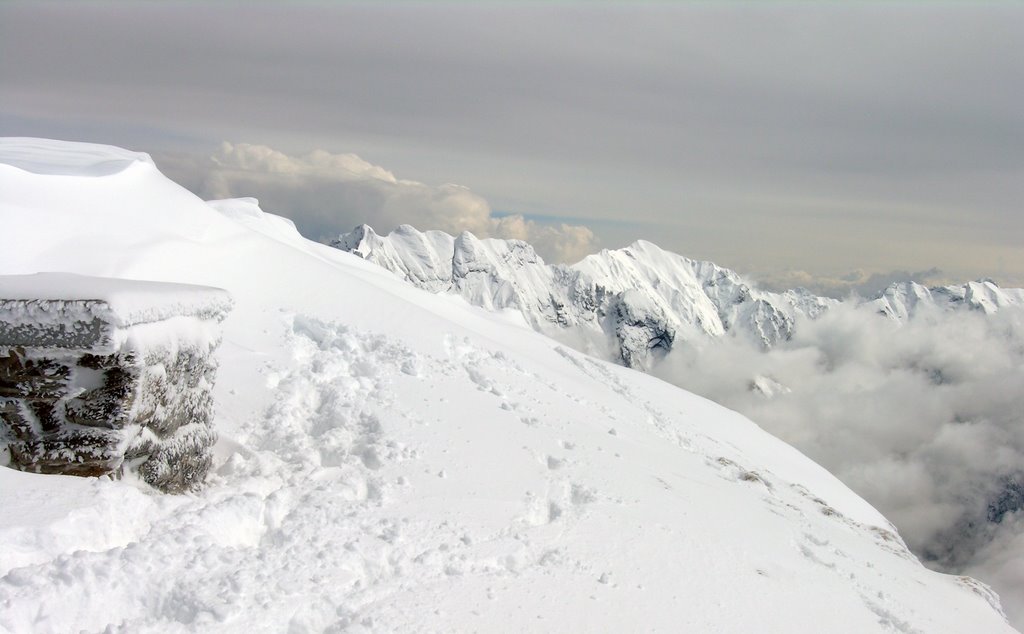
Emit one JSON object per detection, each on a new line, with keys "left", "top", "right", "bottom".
{"left": 0, "top": 273, "right": 231, "bottom": 493}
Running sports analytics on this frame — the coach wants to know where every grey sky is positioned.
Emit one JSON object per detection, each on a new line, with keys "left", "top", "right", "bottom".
{"left": 2, "top": 2, "right": 1022, "bottom": 289}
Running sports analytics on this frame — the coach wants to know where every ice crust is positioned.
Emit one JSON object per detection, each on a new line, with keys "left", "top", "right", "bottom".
{"left": 0, "top": 272, "right": 231, "bottom": 327}
{"left": 0, "top": 273, "right": 231, "bottom": 355}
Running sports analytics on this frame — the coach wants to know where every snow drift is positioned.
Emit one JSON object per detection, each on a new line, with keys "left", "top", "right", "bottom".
{"left": 0, "top": 138, "right": 1016, "bottom": 632}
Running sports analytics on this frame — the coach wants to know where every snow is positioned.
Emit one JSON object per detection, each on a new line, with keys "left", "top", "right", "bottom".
{"left": 872, "top": 280, "right": 1024, "bottom": 322}
{"left": 0, "top": 469, "right": 160, "bottom": 576}
{"left": 0, "top": 272, "right": 231, "bottom": 331}
{"left": 0, "top": 137, "right": 153, "bottom": 177}
{"left": 337, "top": 216, "right": 1024, "bottom": 630}
{"left": 0, "top": 138, "right": 1017, "bottom": 632}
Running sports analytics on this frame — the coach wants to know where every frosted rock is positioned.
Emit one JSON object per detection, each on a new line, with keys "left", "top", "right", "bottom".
{"left": 0, "top": 273, "right": 231, "bottom": 492}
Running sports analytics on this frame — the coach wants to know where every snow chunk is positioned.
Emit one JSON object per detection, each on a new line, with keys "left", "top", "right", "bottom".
{"left": 0, "top": 273, "right": 231, "bottom": 331}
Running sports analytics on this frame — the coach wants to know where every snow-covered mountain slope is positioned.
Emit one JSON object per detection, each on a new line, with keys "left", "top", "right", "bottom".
{"left": 0, "top": 138, "right": 1016, "bottom": 632}
{"left": 334, "top": 225, "right": 834, "bottom": 369}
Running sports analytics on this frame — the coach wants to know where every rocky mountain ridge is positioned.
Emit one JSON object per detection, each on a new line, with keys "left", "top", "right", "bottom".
{"left": 333, "top": 224, "right": 1023, "bottom": 368}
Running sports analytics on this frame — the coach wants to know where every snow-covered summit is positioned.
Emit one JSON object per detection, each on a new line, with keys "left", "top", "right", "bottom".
{"left": 0, "top": 139, "right": 1016, "bottom": 632}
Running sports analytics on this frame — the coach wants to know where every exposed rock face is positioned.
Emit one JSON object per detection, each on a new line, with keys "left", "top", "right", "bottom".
{"left": 0, "top": 274, "right": 231, "bottom": 493}
{"left": 606, "top": 290, "right": 675, "bottom": 369}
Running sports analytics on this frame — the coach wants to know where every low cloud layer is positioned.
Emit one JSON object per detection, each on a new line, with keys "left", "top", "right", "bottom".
{"left": 157, "top": 143, "right": 597, "bottom": 264}
{"left": 653, "top": 304, "right": 1024, "bottom": 625}
{"left": 753, "top": 267, "right": 946, "bottom": 299}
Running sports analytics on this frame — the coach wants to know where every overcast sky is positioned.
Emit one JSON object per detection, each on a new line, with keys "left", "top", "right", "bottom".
{"left": 2, "top": 2, "right": 1022, "bottom": 291}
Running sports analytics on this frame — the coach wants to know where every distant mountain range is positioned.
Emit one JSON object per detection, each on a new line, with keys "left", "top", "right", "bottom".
{"left": 332, "top": 224, "right": 1024, "bottom": 369}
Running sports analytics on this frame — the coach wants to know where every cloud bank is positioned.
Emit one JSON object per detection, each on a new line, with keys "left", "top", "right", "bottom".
{"left": 158, "top": 143, "right": 597, "bottom": 264}
{"left": 653, "top": 303, "right": 1024, "bottom": 625}
{"left": 754, "top": 267, "right": 946, "bottom": 299}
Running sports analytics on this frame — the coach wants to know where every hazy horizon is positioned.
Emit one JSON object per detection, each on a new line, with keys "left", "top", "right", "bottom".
{"left": 2, "top": 2, "right": 1021, "bottom": 292}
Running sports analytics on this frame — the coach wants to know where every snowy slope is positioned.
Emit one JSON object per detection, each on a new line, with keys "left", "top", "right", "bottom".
{"left": 333, "top": 213, "right": 1024, "bottom": 631}
{"left": 334, "top": 225, "right": 834, "bottom": 369}
{"left": 0, "top": 138, "right": 1016, "bottom": 633}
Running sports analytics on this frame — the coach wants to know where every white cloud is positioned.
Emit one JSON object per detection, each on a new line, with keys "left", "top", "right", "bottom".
{"left": 491, "top": 214, "right": 598, "bottom": 264}
{"left": 966, "top": 514, "right": 1024, "bottom": 627}
{"left": 171, "top": 142, "right": 597, "bottom": 263}
{"left": 652, "top": 303, "right": 1024, "bottom": 622}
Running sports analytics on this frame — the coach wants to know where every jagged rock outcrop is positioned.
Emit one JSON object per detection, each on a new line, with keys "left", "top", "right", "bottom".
{"left": 606, "top": 290, "right": 675, "bottom": 369}
{"left": 0, "top": 273, "right": 231, "bottom": 492}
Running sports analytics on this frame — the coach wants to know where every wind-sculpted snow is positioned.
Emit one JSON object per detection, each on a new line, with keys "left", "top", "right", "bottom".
{"left": 0, "top": 138, "right": 1015, "bottom": 632}
{"left": 0, "top": 137, "right": 153, "bottom": 176}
